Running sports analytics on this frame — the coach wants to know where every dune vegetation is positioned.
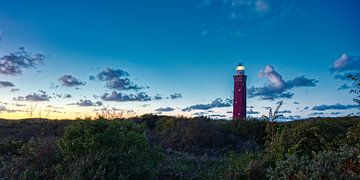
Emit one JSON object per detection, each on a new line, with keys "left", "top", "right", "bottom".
{"left": 0, "top": 114, "right": 359, "bottom": 179}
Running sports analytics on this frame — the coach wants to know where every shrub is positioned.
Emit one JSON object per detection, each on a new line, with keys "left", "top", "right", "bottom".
{"left": 267, "top": 145, "right": 360, "bottom": 179}
{"left": 57, "top": 120, "right": 162, "bottom": 179}
{"left": 218, "top": 151, "right": 266, "bottom": 180}
{"left": 155, "top": 117, "right": 225, "bottom": 154}
{"left": 158, "top": 151, "right": 223, "bottom": 179}
{"left": 0, "top": 137, "right": 60, "bottom": 179}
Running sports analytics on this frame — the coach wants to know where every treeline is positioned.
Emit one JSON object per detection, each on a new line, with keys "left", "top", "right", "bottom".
{"left": 0, "top": 115, "right": 359, "bottom": 179}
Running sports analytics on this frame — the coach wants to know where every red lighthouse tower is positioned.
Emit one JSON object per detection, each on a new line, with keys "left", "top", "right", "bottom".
{"left": 233, "top": 64, "right": 247, "bottom": 119}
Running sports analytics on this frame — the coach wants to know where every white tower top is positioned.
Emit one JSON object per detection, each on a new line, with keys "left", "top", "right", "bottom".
{"left": 236, "top": 64, "right": 245, "bottom": 75}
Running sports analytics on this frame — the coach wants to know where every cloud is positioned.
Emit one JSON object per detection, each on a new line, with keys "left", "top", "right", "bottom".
{"left": 58, "top": 75, "right": 85, "bottom": 87}
{"left": 154, "top": 94, "right": 162, "bottom": 100}
{"left": 169, "top": 93, "right": 182, "bottom": 99}
{"left": 330, "top": 54, "right": 360, "bottom": 89}
{"left": 95, "top": 68, "right": 142, "bottom": 91}
{"left": 311, "top": 103, "right": 359, "bottom": 111}
{"left": 155, "top": 107, "right": 175, "bottom": 112}
{"left": 293, "top": 101, "right": 299, "bottom": 104}
{"left": 247, "top": 109, "right": 260, "bottom": 115}
{"left": 308, "top": 112, "right": 324, "bottom": 116}
{"left": 14, "top": 93, "right": 51, "bottom": 102}
{"left": 0, "top": 81, "right": 15, "bottom": 88}
{"left": 278, "top": 110, "right": 291, "bottom": 114}
{"left": 63, "top": 94, "right": 72, "bottom": 98}
{"left": 224, "top": 0, "right": 271, "bottom": 18}
{"left": 0, "top": 105, "right": 17, "bottom": 113}
{"left": 10, "top": 88, "right": 20, "bottom": 92}
{"left": 248, "top": 65, "right": 318, "bottom": 100}
{"left": 182, "top": 98, "right": 232, "bottom": 111}
{"left": 101, "top": 91, "right": 152, "bottom": 102}
{"left": 69, "top": 99, "right": 103, "bottom": 107}
{"left": 192, "top": 112, "right": 209, "bottom": 117}
{"left": 209, "top": 114, "right": 227, "bottom": 118}
{"left": 330, "top": 54, "right": 360, "bottom": 73}
{"left": 0, "top": 47, "right": 45, "bottom": 76}
{"left": 89, "top": 75, "right": 96, "bottom": 80}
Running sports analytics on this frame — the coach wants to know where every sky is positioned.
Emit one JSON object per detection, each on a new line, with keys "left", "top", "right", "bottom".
{"left": 0, "top": 0, "right": 359, "bottom": 120}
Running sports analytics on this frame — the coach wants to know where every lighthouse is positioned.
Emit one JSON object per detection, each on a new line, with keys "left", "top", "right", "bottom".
{"left": 233, "top": 64, "right": 247, "bottom": 119}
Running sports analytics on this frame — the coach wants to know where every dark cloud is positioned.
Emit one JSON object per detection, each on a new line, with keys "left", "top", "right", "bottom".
{"left": 308, "top": 112, "right": 324, "bottom": 116}
{"left": 247, "top": 109, "right": 260, "bottom": 115}
{"left": 154, "top": 94, "right": 162, "bottom": 100}
{"left": 155, "top": 107, "right": 175, "bottom": 112}
{"left": 169, "top": 93, "right": 182, "bottom": 99}
{"left": 282, "top": 115, "right": 301, "bottom": 120}
{"left": 63, "top": 94, "right": 72, "bottom": 98}
{"left": 69, "top": 99, "right": 103, "bottom": 107}
{"left": 293, "top": 102, "right": 300, "bottom": 104}
{"left": 192, "top": 112, "right": 209, "bottom": 117}
{"left": 14, "top": 93, "right": 51, "bottom": 102}
{"left": 53, "top": 93, "right": 72, "bottom": 99}
{"left": 95, "top": 68, "right": 142, "bottom": 91}
{"left": 311, "top": 103, "right": 359, "bottom": 111}
{"left": 330, "top": 54, "right": 360, "bottom": 89}
{"left": 0, "top": 81, "right": 15, "bottom": 88}
{"left": 0, "top": 105, "right": 17, "bottom": 113}
{"left": 330, "top": 54, "right": 360, "bottom": 73}
{"left": 278, "top": 110, "right": 291, "bottom": 114}
{"left": 248, "top": 65, "right": 318, "bottom": 100}
{"left": 10, "top": 88, "right": 20, "bottom": 92}
{"left": 89, "top": 75, "right": 96, "bottom": 80}
{"left": 0, "top": 47, "right": 45, "bottom": 76}
{"left": 182, "top": 98, "right": 232, "bottom": 112}
{"left": 13, "top": 103, "right": 26, "bottom": 107}
{"left": 209, "top": 114, "right": 227, "bottom": 118}
{"left": 101, "top": 91, "right": 152, "bottom": 102}
{"left": 58, "top": 75, "right": 85, "bottom": 87}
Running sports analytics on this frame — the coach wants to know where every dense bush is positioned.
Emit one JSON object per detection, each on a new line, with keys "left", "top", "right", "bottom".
{"left": 0, "top": 137, "right": 60, "bottom": 179}
{"left": 267, "top": 145, "right": 360, "bottom": 179}
{"left": 57, "top": 120, "right": 162, "bottom": 179}
{"left": 0, "top": 117, "right": 358, "bottom": 179}
{"left": 154, "top": 117, "right": 226, "bottom": 154}
{"left": 158, "top": 151, "right": 223, "bottom": 179}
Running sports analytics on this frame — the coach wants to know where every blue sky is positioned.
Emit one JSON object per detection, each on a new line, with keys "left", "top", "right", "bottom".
{"left": 0, "top": 0, "right": 359, "bottom": 119}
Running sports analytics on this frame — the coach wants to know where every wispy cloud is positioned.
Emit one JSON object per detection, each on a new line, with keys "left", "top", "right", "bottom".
{"left": 101, "top": 91, "right": 152, "bottom": 102}
{"left": 311, "top": 103, "right": 359, "bottom": 111}
{"left": 330, "top": 54, "right": 360, "bottom": 89}
{"left": 182, "top": 98, "right": 232, "bottom": 111}
{"left": 95, "top": 68, "right": 143, "bottom": 91}
{"left": 0, "top": 81, "right": 15, "bottom": 88}
{"left": 155, "top": 107, "right": 175, "bottom": 112}
{"left": 58, "top": 75, "right": 86, "bottom": 87}
{"left": 68, "top": 99, "right": 103, "bottom": 107}
{"left": 248, "top": 65, "right": 318, "bottom": 100}
{"left": 14, "top": 92, "right": 51, "bottom": 102}
{"left": 169, "top": 93, "right": 182, "bottom": 99}
{"left": 0, "top": 47, "right": 45, "bottom": 76}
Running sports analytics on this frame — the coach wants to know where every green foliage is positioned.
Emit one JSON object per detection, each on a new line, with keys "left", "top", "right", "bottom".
{"left": 0, "top": 117, "right": 359, "bottom": 179}
{"left": 158, "top": 151, "right": 223, "bottom": 179}
{"left": 154, "top": 117, "right": 225, "bottom": 154}
{"left": 267, "top": 145, "right": 360, "bottom": 179}
{"left": 0, "top": 138, "right": 60, "bottom": 179}
{"left": 57, "top": 120, "right": 163, "bottom": 179}
{"left": 219, "top": 151, "right": 266, "bottom": 180}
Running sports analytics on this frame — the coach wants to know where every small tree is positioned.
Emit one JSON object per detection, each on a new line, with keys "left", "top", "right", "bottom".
{"left": 347, "top": 74, "right": 360, "bottom": 105}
